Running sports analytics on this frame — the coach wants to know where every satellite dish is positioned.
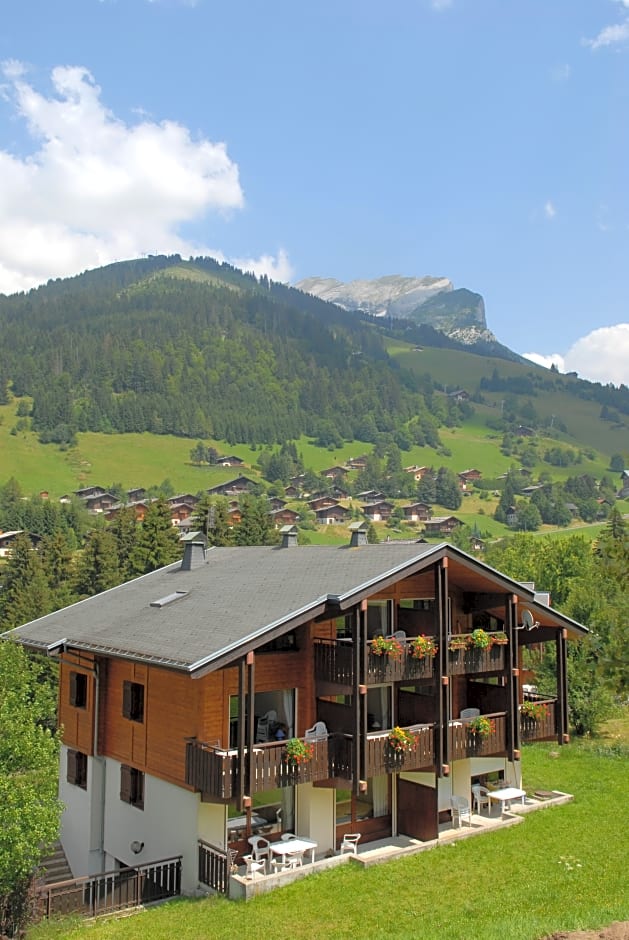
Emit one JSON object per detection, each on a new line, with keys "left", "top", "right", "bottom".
{"left": 521, "top": 608, "right": 538, "bottom": 630}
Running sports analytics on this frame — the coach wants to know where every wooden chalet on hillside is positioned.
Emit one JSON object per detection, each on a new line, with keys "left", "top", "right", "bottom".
{"left": 4, "top": 536, "right": 586, "bottom": 898}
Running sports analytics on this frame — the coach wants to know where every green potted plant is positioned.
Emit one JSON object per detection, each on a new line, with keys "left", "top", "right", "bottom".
{"left": 387, "top": 726, "right": 417, "bottom": 753}
{"left": 370, "top": 635, "right": 404, "bottom": 659}
{"left": 467, "top": 716, "right": 495, "bottom": 738}
{"left": 470, "top": 628, "right": 491, "bottom": 650}
{"left": 284, "top": 738, "right": 314, "bottom": 766}
{"left": 409, "top": 634, "right": 438, "bottom": 659}
{"left": 490, "top": 631, "right": 508, "bottom": 646}
{"left": 520, "top": 700, "right": 549, "bottom": 721}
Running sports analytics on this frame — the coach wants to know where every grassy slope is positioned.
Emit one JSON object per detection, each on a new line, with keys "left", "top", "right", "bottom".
{"left": 30, "top": 720, "right": 629, "bottom": 940}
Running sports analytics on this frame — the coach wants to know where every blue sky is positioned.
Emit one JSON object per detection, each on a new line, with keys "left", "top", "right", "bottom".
{"left": 1, "top": 0, "right": 628, "bottom": 385}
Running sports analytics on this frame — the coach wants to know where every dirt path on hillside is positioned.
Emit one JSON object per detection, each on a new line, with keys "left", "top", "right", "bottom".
{"left": 542, "top": 924, "right": 629, "bottom": 939}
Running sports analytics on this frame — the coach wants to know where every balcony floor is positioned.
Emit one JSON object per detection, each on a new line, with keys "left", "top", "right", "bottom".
{"left": 228, "top": 790, "right": 573, "bottom": 900}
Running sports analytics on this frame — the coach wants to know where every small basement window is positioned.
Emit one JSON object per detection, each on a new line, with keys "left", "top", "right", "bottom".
{"left": 150, "top": 591, "right": 188, "bottom": 608}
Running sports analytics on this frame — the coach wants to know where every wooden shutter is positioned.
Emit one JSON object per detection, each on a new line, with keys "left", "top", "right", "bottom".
{"left": 122, "top": 681, "right": 132, "bottom": 720}
{"left": 120, "top": 764, "right": 132, "bottom": 803}
{"left": 67, "top": 749, "right": 77, "bottom": 784}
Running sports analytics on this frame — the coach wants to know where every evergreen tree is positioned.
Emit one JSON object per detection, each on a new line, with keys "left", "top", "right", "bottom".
{"left": 435, "top": 467, "right": 462, "bottom": 510}
{"left": 0, "top": 533, "right": 53, "bottom": 629}
{"left": 194, "top": 495, "right": 233, "bottom": 546}
{"left": 109, "top": 506, "right": 139, "bottom": 580}
{"left": 235, "top": 494, "right": 273, "bottom": 546}
{"left": 74, "top": 528, "right": 120, "bottom": 597}
{"left": 416, "top": 469, "right": 436, "bottom": 504}
{"left": 129, "top": 498, "right": 181, "bottom": 574}
{"left": 39, "top": 530, "right": 77, "bottom": 609}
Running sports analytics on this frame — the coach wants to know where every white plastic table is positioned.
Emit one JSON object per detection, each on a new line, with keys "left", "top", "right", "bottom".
{"left": 489, "top": 787, "right": 526, "bottom": 815}
{"left": 270, "top": 838, "right": 317, "bottom": 868}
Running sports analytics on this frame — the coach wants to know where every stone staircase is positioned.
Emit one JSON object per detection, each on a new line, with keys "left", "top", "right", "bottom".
{"left": 39, "top": 841, "right": 73, "bottom": 885}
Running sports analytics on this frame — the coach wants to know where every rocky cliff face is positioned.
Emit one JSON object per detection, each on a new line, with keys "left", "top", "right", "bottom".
{"left": 295, "top": 275, "right": 496, "bottom": 347}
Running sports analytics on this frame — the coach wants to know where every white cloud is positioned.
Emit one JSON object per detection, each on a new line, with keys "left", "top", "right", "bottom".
{"left": 544, "top": 200, "right": 556, "bottom": 220}
{"left": 0, "top": 63, "right": 290, "bottom": 293}
{"left": 522, "top": 351, "right": 566, "bottom": 373}
{"left": 564, "top": 324, "right": 629, "bottom": 386}
{"left": 524, "top": 324, "right": 629, "bottom": 387}
{"left": 585, "top": 18, "right": 629, "bottom": 50}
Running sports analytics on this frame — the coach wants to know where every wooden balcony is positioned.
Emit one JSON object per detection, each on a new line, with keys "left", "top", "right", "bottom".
{"left": 365, "top": 724, "right": 435, "bottom": 776}
{"left": 448, "top": 713, "right": 506, "bottom": 760}
{"left": 519, "top": 699, "right": 558, "bottom": 742}
{"left": 185, "top": 736, "right": 330, "bottom": 802}
{"left": 447, "top": 635, "right": 507, "bottom": 676}
{"left": 314, "top": 637, "right": 437, "bottom": 687}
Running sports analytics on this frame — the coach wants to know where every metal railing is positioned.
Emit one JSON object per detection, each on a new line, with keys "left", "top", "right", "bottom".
{"left": 36, "top": 856, "right": 182, "bottom": 920}
{"left": 198, "top": 840, "right": 235, "bottom": 894}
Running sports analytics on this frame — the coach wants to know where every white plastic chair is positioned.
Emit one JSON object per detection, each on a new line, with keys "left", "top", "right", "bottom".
{"left": 281, "top": 832, "right": 297, "bottom": 841}
{"left": 450, "top": 795, "right": 472, "bottom": 828}
{"left": 243, "top": 853, "right": 266, "bottom": 878}
{"left": 256, "top": 709, "right": 278, "bottom": 742}
{"left": 460, "top": 708, "right": 481, "bottom": 720}
{"left": 471, "top": 785, "right": 491, "bottom": 816}
{"left": 340, "top": 833, "right": 361, "bottom": 855}
{"left": 248, "top": 835, "right": 270, "bottom": 865}
{"left": 304, "top": 721, "right": 328, "bottom": 739}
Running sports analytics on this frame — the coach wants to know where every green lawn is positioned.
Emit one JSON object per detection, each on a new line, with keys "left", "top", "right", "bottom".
{"left": 30, "top": 723, "right": 629, "bottom": 940}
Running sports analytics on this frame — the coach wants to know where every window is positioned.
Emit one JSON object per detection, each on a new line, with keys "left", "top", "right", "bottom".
{"left": 120, "top": 764, "right": 144, "bottom": 810}
{"left": 122, "top": 681, "right": 144, "bottom": 723}
{"left": 69, "top": 671, "right": 88, "bottom": 708}
{"left": 67, "top": 749, "right": 88, "bottom": 789}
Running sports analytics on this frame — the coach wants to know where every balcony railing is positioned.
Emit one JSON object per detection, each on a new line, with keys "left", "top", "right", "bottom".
{"left": 519, "top": 698, "right": 557, "bottom": 742}
{"left": 447, "top": 635, "right": 508, "bottom": 676}
{"left": 186, "top": 736, "right": 330, "bottom": 801}
{"left": 448, "top": 713, "right": 506, "bottom": 760}
{"left": 365, "top": 723, "right": 435, "bottom": 776}
{"left": 314, "top": 637, "right": 437, "bottom": 686}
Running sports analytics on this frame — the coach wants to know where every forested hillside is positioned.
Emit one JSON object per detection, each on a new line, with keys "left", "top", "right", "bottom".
{"left": 0, "top": 256, "right": 442, "bottom": 447}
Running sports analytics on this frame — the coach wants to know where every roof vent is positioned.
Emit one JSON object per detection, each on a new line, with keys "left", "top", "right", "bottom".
{"left": 150, "top": 591, "right": 188, "bottom": 608}
{"left": 348, "top": 521, "right": 369, "bottom": 547}
{"left": 279, "top": 525, "right": 298, "bottom": 548}
{"left": 181, "top": 541, "right": 206, "bottom": 571}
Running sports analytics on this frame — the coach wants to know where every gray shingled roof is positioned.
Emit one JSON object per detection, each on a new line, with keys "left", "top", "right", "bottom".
{"left": 3, "top": 541, "right": 587, "bottom": 675}
{"left": 5, "top": 543, "right": 445, "bottom": 673}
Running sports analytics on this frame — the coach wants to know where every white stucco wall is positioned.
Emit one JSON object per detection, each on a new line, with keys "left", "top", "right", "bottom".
{"left": 198, "top": 801, "right": 228, "bottom": 850}
{"left": 296, "top": 783, "right": 334, "bottom": 855}
{"left": 102, "top": 758, "right": 200, "bottom": 893}
{"left": 59, "top": 747, "right": 107, "bottom": 878}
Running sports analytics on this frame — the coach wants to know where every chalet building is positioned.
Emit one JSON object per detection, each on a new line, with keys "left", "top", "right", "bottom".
{"left": 446, "top": 389, "right": 469, "bottom": 402}
{"left": 423, "top": 516, "right": 462, "bottom": 537}
{"left": 402, "top": 503, "right": 432, "bottom": 523}
{"left": 321, "top": 466, "right": 348, "bottom": 481}
{"left": 269, "top": 508, "right": 300, "bottom": 528}
{"left": 267, "top": 497, "right": 287, "bottom": 511}
{"left": 103, "top": 501, "right": 152, "bottom": 523}
{"left": 216, "top": 456, "right": 245, "bottom": 468}
{"left": 403, "top": 466, "right": 430, "bottom": 481}
{"left": 169, "top": 503, "right": 196, "bottom": 525}
{"left": 207, "top": 477, "right": 257, "bottom": 498}
{"left": 458, "top": 470, "right": 482, "bottom": 490}
{"left": 82, "top": 493, "right": 119, "bottom": 513}
{"left": 4, "top": 537, "right": 584, "bottom": 899}
{"left": 284, "top": 485, "right": 301, "bottom": 499}
{"left": 168, "top": 495, "right": 199, "bottom": 509}
{"left": 0, "top": 530, "right": 43, "bottom": 557}
{"left": 126, "top": 488, "right": 146, "bottom": 503}
{"left": 362, "top": 501, "right": 395, "bottom": 522}
{"left": 313, "top": 504, "right": 351, "bottom": 525}
{"left": 515, "top": 426, "right": 535, "bottom": 438}
{"left": 356, "top": 490, "right": 385, "bottom": 502}
{"left": 308, "top": 495, "right": 339, "bottom": 512}
{"left": 346, "top": 456, "right": 368, "bottom": 470}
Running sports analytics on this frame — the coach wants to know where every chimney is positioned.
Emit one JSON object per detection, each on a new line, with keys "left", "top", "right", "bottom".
{"left": 348, "top": 521, "right": 369, "bottom": 547}
{"left": 279, "top": 525, "right": 298, "bottom": 548}
{"left": 181, "top": 540, "right": 206, "bottom": 571}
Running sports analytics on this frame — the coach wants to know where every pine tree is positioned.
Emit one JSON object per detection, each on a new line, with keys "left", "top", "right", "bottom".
{"left": 74, "top": 528, "right": 120, "bottom": 597}
{"left": 0, "top": 533, "right": 52, "bottom": 629}
{"left": 129, "top": 498, "right": 182, "bottom": 574}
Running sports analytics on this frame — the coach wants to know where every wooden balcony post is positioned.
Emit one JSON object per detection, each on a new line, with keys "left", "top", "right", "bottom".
{"left": 506, "top": 594, "right": 520, "bottom": 761}
{"left": 556, "top": 630, "right": 569, "bottom": 745}
{"left": 354, "top": 601, "right": 367, "bottom": 795}
{"left": 237, "top": 658, "right": 246, "bottom": 811}
{"left": 246, "top": 652, "right": 255, "bottom": 806}
{"left": 436, "top": 559, "right": 449, "bottom": 776}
